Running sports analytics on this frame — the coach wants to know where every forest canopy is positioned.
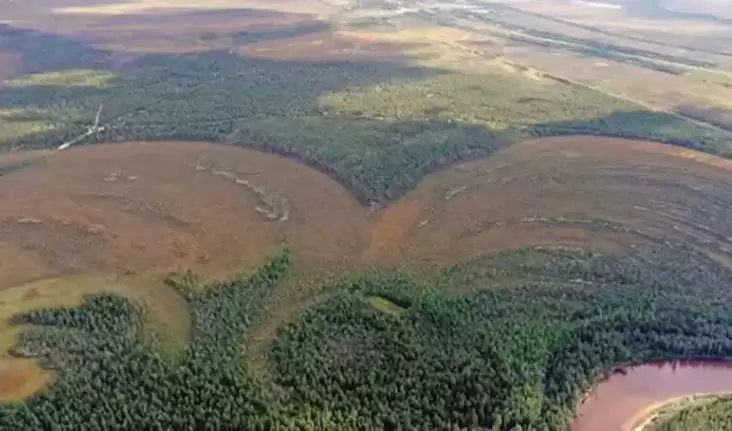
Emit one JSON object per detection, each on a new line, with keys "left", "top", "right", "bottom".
{"left": 3, "top": 244, "right": 732, "bottom": 429}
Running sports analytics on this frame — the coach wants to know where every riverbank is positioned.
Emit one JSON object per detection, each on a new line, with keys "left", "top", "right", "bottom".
{"left": 570, "top": 360, "right": 732, "bottom": 431}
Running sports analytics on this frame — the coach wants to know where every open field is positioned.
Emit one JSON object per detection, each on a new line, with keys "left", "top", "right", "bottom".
{"left": 49, "top": 0, "right": 338, "bottom": 18}
{"left": 379, "top": 136, "right": 732, "bottom": 264}
{"left": 240, "top": 31, "right": 408, "bottom": 61}
{"left": 483, "top": 0, "right": 732, "bottom": 54}
{"left": 1, "top": 0, "right": 338, "bottom": 23}
{"left": 1, "top": 0, "right": 339, "bottom": 54}
{"left": 0, "top": 141, "right": 370, "bottom": 289}
{"left": 500, "top": 43, "right": 732, "bottom": 131}
{"left": 3, "top": 135, "right": 730, "bottom": 285}
{"left": 0, "top": 50, "right": 18, "bottom": 78}
{"left": 64, "top": 9, "right": 323, "bottom": 54}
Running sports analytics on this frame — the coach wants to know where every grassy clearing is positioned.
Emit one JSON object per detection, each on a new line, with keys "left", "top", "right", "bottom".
{"left": 2, "top": 70, "right": 116, "bottom": 88}
{"left": 368, "top": 295, "right": 406, "bottom": 316}
{"left": 0, "top": 251, "right": 292, "bottom": 427}
{"left": 0, "top": 275, "right": 190, "bottom": 350}
{"left": 365, "top": 135, "right": 732, "bottom": 265}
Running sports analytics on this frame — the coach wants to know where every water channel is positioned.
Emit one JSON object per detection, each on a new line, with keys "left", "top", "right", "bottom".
{"left": 570, "top": 360, "right": 732, "bottom": 431}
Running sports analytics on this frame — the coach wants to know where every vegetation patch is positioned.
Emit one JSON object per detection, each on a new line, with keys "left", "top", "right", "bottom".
{"left": 368, "top": 295, "right": 407, "bottom": 316}
{"left": 648, "top": 396, "right": 732, "bottom": 430}
{"left": 0, "top": 251, "right": 291, "bottom": 428}
{"left": 0, "top": 274, "right": 190, "bottom": 402}
{"left": 2, "top": 241, "right": 732, "bottom": 429}
{"left": 2, "top": 69, "right": 115, "bottom": 88}
{"left": 2, "top": 5, "right": 732, "bottom": 428}
{"left": 271, "top": 244, "right": 732, "bottom": 429}
{"left": 2, "top": 25, "right": 731, "bottom": 204}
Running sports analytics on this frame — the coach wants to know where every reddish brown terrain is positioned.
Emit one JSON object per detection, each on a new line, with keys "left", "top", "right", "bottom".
{"left": 0, "top": 50, "right": 19, "bottom": 78}
{"left": 370, "top": 136, "right": 732, "bottom": 267}
{"left": 5, "top": 136, "right": 730, "bottom": 292}
{"left": 61, "top": 9, "right": 321, "bottom": 53}
{"left": 242, "top": 31, "right": 407, "bottom": 60}
{"left": 0, "top": 141, "right": 370, "bottom": 290}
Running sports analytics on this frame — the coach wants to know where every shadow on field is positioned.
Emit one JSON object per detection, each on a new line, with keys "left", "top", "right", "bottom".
{"left": 0, "top": 23, "right": 510, "bottom": 204}
{"left": 2, "top": 23, "right": 732, "bottom": 206}
{"left": 529, "top": 110, "right": 732, "bottom": 157}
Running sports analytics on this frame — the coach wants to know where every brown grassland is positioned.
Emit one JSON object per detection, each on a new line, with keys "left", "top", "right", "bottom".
{"left": 0, "top": 51, "right": 18, "bottom": 79}
{"left": 241, "top": 31, "right": 407, "bottom": 61}
{"left": 70, "top": 9, "right": 320, "bottom": 54}
{"left": 49, "top": 0, "right": 337, "bottom": 18}
{"left": 1, "top": 0, "right": 335, "bottom": 53}
{"left": 0, "top": 141, "right": 370, "bottom": 289}
{"left": 3, "top": 136, "right": 732, "bottom": 397}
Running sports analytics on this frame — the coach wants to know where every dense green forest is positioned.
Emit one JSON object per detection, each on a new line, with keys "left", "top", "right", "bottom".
{"left": 3, "top": 243, "right": 732, "bottom": 429}
{"left": 0, "top": 250, "right": 293, "bottom": 429}
{"left": 651, "top": 397, "right": 732, "bottom": 431}
{"left": 3, "top": 19, "right": 732, "bottom": 429}
{"left": 2, "top": 24, "right": 732, "bottom": 203}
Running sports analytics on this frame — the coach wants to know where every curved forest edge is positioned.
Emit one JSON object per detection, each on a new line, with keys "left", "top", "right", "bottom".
{"left": 643, "top": 395, "right": 732, "bottom": 431}
{"left": 3, "top": 242, "right": 732, "bottom": 429}
{"left": 1, "top": 127, "right": 730, "bottom": 212}
{"left": 3, "top": 24, "right": 732, "bottom": 205}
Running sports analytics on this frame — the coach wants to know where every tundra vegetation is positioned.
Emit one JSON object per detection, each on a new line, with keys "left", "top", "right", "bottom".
{"left": 2, "top": 22, "right": 731, "bottom": 204}
{"left": 2, "top": 0, "right": 732, "bottom": 428}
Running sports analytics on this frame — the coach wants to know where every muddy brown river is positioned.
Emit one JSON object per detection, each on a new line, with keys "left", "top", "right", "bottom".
{"left": 569, "top": 360, "right": 732, "bottom": 431}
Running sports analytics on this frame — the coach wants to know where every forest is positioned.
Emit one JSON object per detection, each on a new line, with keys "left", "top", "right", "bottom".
{"left": 651, "top": 398, "right": 732, "bottom": 430}
{"left": 2, "top": 25, "right": 732, "bottom": 204}
{"left": 3, "top": 242, "right": 732, "bottom": 429}
{"left": 3, "top": 15, "right": 732, "bottom": 429}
